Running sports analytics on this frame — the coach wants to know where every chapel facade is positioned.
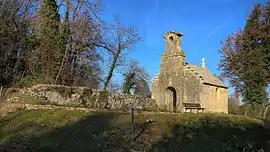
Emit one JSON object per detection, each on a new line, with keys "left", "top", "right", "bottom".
{"left": 152, "top": 31, "right": 228, "bottom": 113}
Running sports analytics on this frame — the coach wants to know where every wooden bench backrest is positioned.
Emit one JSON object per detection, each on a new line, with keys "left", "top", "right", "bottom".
{"left": 183, "top": 103, "right": 201, "bottom": 108}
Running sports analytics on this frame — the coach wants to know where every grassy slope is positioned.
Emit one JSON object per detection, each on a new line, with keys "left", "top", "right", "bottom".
{"left": 0, "top": 109, "right": 269, "bottom": 152}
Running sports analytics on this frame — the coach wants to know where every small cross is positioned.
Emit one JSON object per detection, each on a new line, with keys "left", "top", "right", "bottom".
{"left": 201, "top": 57, "right": 206, "bottom": 68}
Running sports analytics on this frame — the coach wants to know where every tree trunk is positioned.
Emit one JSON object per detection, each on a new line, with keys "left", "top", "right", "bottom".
{"left": 259, "top": 107, "right": 263, "bottom": 118}
{"left": 102, "top": 49, "right": 121, "bottom": 109}
{"left": 19, "top": 69, "right": 26, "bottom": 86}
{"left": 103, "top": 49, "right": 121, "bottom": 91}
{"left": 244, "top": 104, "right": 250, "bottom": 117}
{"left": 55, "top": 46, "right": 68, "bottom": 84}
{"left": 0, "top": 86, "right": 3, "bottom": 97}
{"left": 259, "top": 103, "right": 266, "bottom": 118}
{"left": 263, "top": 104, "right": 270, "bottom": 119}
{"left": 72, "top": 55, "right": 77, "bottom": 86}
{"left": 55, "top": 0, "right": 70, "bottom": 84}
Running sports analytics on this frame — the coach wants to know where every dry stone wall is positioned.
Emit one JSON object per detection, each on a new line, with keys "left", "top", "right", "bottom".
{"left": 14, "top": 84, "right": 158, "bottom": 111}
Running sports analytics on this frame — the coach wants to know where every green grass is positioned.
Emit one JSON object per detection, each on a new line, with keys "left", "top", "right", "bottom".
{"left": 0, "top": 109, "right": 269, "bottom": 152}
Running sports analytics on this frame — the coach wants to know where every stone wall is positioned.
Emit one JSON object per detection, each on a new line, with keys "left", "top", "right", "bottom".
{"left": 200, "top": 85, "right": 228, "bottom": 113}
{"left": 10, "top": 84, "right": 158, "bottom": 112}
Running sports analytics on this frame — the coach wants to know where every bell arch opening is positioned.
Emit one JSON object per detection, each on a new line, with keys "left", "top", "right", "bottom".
{"left": 169, "top": 36, "right": 174, "bottom": 42}
{"left": 165, "top": 87, "right": 177, "bottom": 112}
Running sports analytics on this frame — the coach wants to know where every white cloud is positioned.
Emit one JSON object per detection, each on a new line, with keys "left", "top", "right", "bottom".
{"left": 191, "top": 21, "right": 227, "bottom": 51}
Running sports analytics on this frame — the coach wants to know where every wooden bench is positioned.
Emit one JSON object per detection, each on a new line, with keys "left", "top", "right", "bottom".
{"left": 183, "top": 103, "right": 205, "bottom": 113}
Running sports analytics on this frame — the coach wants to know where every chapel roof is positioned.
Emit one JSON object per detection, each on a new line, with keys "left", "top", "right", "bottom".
{"left": 185, "top": 64, "right": 227, "bottom": 88}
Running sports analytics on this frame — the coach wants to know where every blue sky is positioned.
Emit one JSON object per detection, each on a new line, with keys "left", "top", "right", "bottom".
{"left": 102, "top": 0, "right": 265, "bottom": 93}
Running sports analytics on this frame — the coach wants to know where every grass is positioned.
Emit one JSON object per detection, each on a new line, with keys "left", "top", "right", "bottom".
{"left": 0, "top": 109, "right": 269, "bottom": 152}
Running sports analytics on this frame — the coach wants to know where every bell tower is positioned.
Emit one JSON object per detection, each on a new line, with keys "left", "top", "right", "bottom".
{"left": 152, "top": 31, "right": 186, "bottom": 112}
{"left": 160, "top": 31, "right": 185, "bottom": 74}
{"left": 163, "top": 31, "right": 184, "bottom": 56}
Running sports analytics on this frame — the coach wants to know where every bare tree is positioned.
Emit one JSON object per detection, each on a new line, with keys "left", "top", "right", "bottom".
{"left": 59, "top": 0, "right": 103, "bottom": 22}
{"left": 0, "top": 0, "right": 37, "bottom": 86}
{"left": 95, "top": 17, "right": 141, "bottom": 91}
{"left": 55, "top": 0, "right": 103, "bottom": 87}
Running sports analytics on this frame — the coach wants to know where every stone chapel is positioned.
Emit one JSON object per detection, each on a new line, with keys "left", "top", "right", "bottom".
{"left": 152, "top": 31, "right": 228, "bottom": 113}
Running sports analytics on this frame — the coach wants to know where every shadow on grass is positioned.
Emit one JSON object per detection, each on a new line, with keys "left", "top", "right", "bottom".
{"left": 0, "top": 111, "right": 135, "bottom": 152}
{"left": 148, "top": 116, "right": 270, "bottom": 152}
{"left": 1, "top": 111, "right": 270, "bottom": 152}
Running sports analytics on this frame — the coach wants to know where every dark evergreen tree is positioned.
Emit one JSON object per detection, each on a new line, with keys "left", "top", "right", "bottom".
{"left": 121, "top": 60, "right": 150, "bottom": 97}
{"left": 36, "top": 0, "right": 61, "bottom": 83}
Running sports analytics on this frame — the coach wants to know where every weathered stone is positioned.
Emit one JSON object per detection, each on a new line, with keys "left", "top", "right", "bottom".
{"left": 46, "top": 91, "right": 65, "bottom": 104}
{"left": 152, "top": 31, "right": 228, "bottom": 113}
{"left": 11, "top": 84, "right": 158, "bottom": 112}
